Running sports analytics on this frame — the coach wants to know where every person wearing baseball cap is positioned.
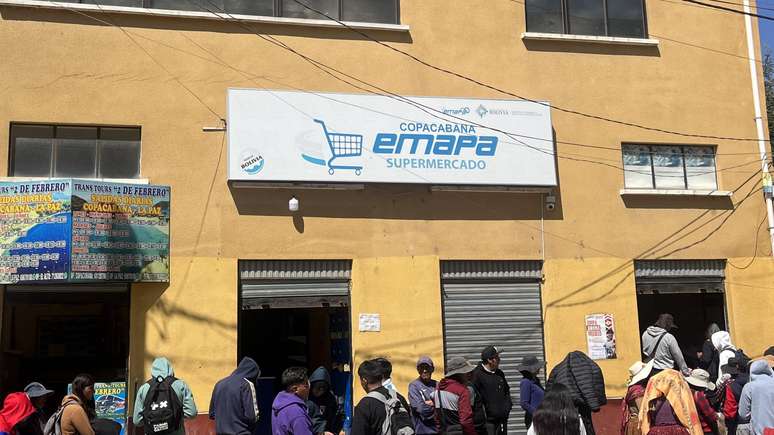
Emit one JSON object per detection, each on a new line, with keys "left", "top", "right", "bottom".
{"left": 437, "top": 357, "right": 477, "bottom": 435}
{"left": 16, "top": 382, "right": 55, "bottom": 435}
{"left": 408, "top": 357, "right": 438, "bottom": 435}
{"left": 472, "top": 346, "right": 512, "bottom": 435}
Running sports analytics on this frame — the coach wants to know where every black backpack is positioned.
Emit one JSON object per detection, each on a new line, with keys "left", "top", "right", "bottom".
{"left": 142, "top": 376, "right": 183, "bottom": 435}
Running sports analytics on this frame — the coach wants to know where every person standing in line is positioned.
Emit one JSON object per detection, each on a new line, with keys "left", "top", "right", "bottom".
{"left": 641, "top": 314, "right": 690, "bottom": 377}
{"left": 133, "top": 357, "right": 198, "bottom": 435}
{"left": 526, "top": 384, "right": 586, "bottom": 435}
{"left": 711, "top": 331, "right": 737, "bottom": 385}
{"left": 738, "top": 360, "right": 774, "bottom": 435}
{"left": 472, "top": 346, "right": 511, "bottom": 435}
{"left": 621, "top": 361, "right": 652, "bottom": 435}
{"left": 435, "top": 356, "right": 477, "bottom": 435}
{"left": 699, "top": 324, "right": 721, "bottom": 383}
{"left": 517, "top": 356, "right": 544, "bottom": 429}
{"left": 60, "top": 374, "right": 96, "bottom": 435}
{"left": 272, "top": 367, "right": 324, "bottom": 435}
{"left": 0, "top": 392, "right": 35, "bottom": 435}
{"left": 547, "top": 351, "right": 606, "bottom": 435}
{"left": 15, "top": 382, "right": 55, "bottom": 435}
{"left": 351, "top": 359, "right": 412, "bottom": 435}
{"left": 686, "top": 369, "right": 720, "bottom": 435}
{"left": 408, "top": 357, "right": 438, "bottom": 435}
{"left": 209, "top": 357, "right": 261, "bottom": 435}
{"left": 308, "top": 367, "right": 340, "bottom": 434}
{"left": 723, "top": 357, "right": 752, "bottom": 435}
{"left": 639, "top": 369, "right": 703, "bottom": 435}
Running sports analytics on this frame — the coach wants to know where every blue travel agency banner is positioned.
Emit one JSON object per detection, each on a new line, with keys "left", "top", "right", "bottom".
{"left": 0, "top": 179, "right": 170, "bottom": 284}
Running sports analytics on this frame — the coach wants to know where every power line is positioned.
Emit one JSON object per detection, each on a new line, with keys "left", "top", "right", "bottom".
{"left": 289, "top": 0, "right": 772, "bottom": 143}
{"left": 682, "top": 0, "right": 774, "bottom": 19}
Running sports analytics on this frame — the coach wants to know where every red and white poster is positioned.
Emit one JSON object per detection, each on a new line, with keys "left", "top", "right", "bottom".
{"left": 586, "top": 313, "right": 617, "bottom": 360}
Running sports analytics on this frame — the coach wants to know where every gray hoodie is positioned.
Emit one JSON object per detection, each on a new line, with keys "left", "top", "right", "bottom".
{"left": 739, "top": 360, "right": 774, "bottom": 435}
{"left": 641, "top": 326, "right": 688, "bottom": 373}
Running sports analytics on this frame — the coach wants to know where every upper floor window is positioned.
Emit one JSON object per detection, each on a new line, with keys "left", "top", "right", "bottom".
{"left": 58, "top": 0, "right": 399, "bottom": 24}
{"left": 526, "top": 0, "right": 647, "bottom": 38}
{"left": 622, "top": 144, "right": 717, "bottom": 190}
{"left": 10, "top": 124, "right": 141, "bottom": 179}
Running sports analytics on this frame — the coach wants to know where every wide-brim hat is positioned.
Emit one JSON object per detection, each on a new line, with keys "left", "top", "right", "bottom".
{"left": 24, "top": 382, "right": 54, "bottom": 398}
{"left": 446, "top": 356, "right": 476, "bottom": 376}
{"left": 517, "top": 356, "right": 544, "bottom": 373}
{"left": 628, "top": 360, "right": 654, "bottom": 386}
{"left": 686, "top": 369, "right": 716, "bottom": 391}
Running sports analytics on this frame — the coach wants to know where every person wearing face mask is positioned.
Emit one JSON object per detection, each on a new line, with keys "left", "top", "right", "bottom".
{"left": 409, "top": 357, "right": 438, "bottom": 435}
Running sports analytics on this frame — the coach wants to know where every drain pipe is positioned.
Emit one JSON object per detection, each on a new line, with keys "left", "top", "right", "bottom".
{"left": 742, "top": 0, "right": 774, "bottom": 255}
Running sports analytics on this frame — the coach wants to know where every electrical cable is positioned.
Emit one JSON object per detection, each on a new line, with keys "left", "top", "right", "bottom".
{"left": 289, "top": 0, "right": 773, "bottom": 143}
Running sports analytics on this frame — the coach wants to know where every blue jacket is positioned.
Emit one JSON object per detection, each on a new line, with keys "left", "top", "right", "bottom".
{"left": 408, "top": 379, "right": 437, "bottom": 434}
{"left": 519, "top": 377, "right": 544, "bottom": 416}
{"left": 272, "top": 392, "right": 313, "bottom": 435}
{"left": 209, "top": 357, "right": 261, "bottom": 435}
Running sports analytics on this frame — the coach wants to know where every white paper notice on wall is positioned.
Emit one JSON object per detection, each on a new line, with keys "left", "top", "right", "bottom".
{"left": 359, "top": 313, "right": 381, "bottom": 332}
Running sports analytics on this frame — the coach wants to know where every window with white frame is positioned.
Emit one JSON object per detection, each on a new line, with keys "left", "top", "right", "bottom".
{"left": 622, "top": 144, "right": 718, "bottom": 190}
{"left": 43, "top": 0, "right": 400, "bottom": 24}
{"left": 10, "top": 124, "right": 141, "bottom": 179}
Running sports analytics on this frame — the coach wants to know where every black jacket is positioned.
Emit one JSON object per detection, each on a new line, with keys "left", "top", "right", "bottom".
{"left": 471, "top": 365, "right": 512, "bottom": 422}
{"left": 547, "top": 351, "right": 607, "bottom": 411}
{"left": 700, "top": 339, "right": 720, "bottom": 383}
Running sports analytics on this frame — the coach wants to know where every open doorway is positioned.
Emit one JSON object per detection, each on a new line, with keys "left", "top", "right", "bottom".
{"left": 0, "top": 284, "right": 130, "bottom": 406}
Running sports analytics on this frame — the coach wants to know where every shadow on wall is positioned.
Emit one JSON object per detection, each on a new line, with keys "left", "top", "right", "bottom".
{"left": 0, "top": 6, "right": 413, "bottom": 43}
{"left": 523, "top": 39, "right": 661, "bottom": 57}
{"left": 229, "top": 184, "right": 565, "bottom": 220}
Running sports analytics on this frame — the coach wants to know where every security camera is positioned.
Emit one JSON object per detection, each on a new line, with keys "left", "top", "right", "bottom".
{"left": 545, "top": 195, "right": 556, "bottom": 212}
{"left": 289, "top": 196, "right": 299, "bottom": 212}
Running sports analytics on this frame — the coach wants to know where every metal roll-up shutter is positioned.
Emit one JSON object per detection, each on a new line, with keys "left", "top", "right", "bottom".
{"left": 239, "top": 260, "right": 351, "bottom": 309}
{"left": 441, "top": 261, "right": 544, "bottom": 435}
{"left": 634, "top": 259, "right": 726, "bottom": 294}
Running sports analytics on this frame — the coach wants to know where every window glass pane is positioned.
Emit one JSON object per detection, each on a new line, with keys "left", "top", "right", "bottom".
{"left": 282, "top": 0, "right": 339, "bottom": 20}
{"left": 653, "top": 146, "right": 686, "bottom": 189}
{"left": 622, "top": 144, "right": 653, "bottom": 188}
{"left": 54, "top": 127, "right": 97, "bottom": 178}
{"left": 526, "top": 0, "right": 563, "bottom": 33}
{"left": 222, "top": 0, "right": 273, "bottom": 15}
{"left": 11, "top": 125, "right": 54, "bottom": 177}
{"left": 81, "top": 0, "right": 143, "bottom": 7}
{"left": 341, "top": 0, "right": 397, "bottom": 24}
{"left": 567, "top": 0, "right": 605, "bottom": 35}
{"left": 149, "top": 0, "right": 198, "bottom": 11}
{"left": 685, "top": 146, "right": 717, "bottom": 190}
{"left": 98, "top": 136, "right": 141, "bottom": 179}
{"left": 607, "top": 0, "right": 645, "bottom": 37}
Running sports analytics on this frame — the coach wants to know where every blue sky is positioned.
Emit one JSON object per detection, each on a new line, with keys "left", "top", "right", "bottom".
{"left": 761, "top": 17, "right": 774, "bottom": 53}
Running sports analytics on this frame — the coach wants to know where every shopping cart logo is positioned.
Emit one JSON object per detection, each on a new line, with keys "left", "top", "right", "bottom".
{"left": 300, "top": 119, "right": 364, "bottom": 176}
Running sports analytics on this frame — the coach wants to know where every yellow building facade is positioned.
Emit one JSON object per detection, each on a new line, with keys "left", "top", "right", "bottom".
{"left": 2, "top": 0, "right": 774, "bottom": 433}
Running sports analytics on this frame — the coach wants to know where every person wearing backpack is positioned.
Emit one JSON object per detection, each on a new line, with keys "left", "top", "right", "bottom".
{"left": 60, "top": 374, "right": 96, "bottom": 435}
{"left": 352, "top": 359, "right": 413, "bottom": 435}
{"left": 209, "top": 357, "right": 261, "bottom": 435}
{"left": 435, "top": 356, "right": 476, "bottom": 435}
{"left": 133, "top": 357, "right": 198, "bottom": 435}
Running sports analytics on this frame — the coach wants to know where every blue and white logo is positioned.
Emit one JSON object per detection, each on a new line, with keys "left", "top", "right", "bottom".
{"left": 240, "top": 150, "right": 264, "bottom": 175}
{"left": 300, "top": 119, "right": 364, "bottom": 176}
{"left": 476, "top": 104, "right": 488, "bottom": 118}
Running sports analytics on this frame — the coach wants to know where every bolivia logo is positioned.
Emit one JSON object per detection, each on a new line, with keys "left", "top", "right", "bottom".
{"left": 240, "top": 151, "right": 264, "bottom": 175}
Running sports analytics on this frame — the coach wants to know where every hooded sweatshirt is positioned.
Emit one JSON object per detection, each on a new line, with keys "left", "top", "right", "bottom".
{"left": 0, "top": 393, "right": 35, "bottom": 435}
{"left": 272, "top": 392, "right": 314, "bottom": 435}
{"left": 209, "top": 357, "right": 261, "bottom": 435}
{"left": 711, "top": 331, "right": 737, "bottom": 383}
{"left": 308, "top": 367, "right": 339, "bottom": 433}
{"left": 133, "top": 357, "right": 198, "bottom": 435}
{"left": 739, "top": 360, "right": 774, "bottom": 435}
{"left": 642, "top": 326, "right": 688, "bottom": 373}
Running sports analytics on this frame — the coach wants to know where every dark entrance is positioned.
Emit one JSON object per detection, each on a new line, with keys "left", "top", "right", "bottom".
{"left": 0, "top": 284, "right": 130, "bottom": 404}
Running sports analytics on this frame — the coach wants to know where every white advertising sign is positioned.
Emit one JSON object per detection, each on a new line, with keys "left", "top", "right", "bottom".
{"left": 227, "top": 89, "right": 557, "bottom": 186}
